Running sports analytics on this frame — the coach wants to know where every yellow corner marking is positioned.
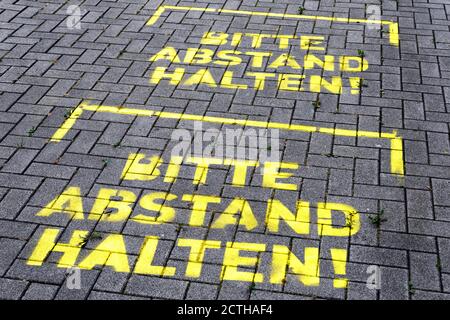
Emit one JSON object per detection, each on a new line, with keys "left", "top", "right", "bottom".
{"left": 50, "top": 102, "right": 404, "bottom": 176}
{"left": 146, "top": 6, "right": 166, "bottom": 26}
{"left": 50, "top": 106, "right": 84, "bottom": 143}
{"left": 146, "top": 6, "right": 399, "bottom": 46}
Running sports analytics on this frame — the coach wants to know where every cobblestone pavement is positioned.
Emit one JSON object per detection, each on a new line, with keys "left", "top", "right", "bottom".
{"left": 1, "top": 0, "right": 450, "bottom": 300}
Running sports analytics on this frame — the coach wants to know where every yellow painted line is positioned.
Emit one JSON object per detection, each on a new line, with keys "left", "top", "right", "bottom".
{"left": 389, "top": 23, "right": 399, "bottom": 47}
{"left": 50, "top": 102, "right": 404, "bottom": 176}
{"left": 146, "top": 6, "right": 399, "bottom": 47}
{"left": 390, "top": 137, "right": 404, "bottom": 176}
{"left": 147, "top": 6, "right": 166, "bottom": 26}
{"left": 50, "top": 106, "right": 84, "bottom": 142}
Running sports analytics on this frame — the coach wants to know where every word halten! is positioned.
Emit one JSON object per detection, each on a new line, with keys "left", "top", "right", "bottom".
{"left": 28, "top": 228, "right": 349, "bottom": 288}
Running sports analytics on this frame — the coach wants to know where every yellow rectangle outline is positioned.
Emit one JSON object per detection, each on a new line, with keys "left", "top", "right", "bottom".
{"left": 146, "top": 5, "right": 399, "bottom": 47}
{"left": 50, "top": 102, "right": 404, "bottom": 176}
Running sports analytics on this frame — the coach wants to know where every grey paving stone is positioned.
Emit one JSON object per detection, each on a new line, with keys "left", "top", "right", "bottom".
{"left": 409, "top": 218, "right": 450, "bottom": 238}
{"left": 347, "top": 281, "right": 377, "bottom": 300}
{"left": 0, "top": 278, "right": 28, "bottom": 300}
{"left": 88, "top": 291, "right": 148, "bottom": 300}
{"left": 250, "top": 290, "right": 311, "bottom": 300}
{"left": 354, "top": 159, "right": 378, "bottom": 185}
{"left": 125, "top": 275, "right": 188, "bottom": 299}
{"left": 443, "top": 273, "right": 450, "bottom": 293}
{"left": 412, "top": 291, "right": 450, "bottom": 300}
{"left": 0, "top": 189, "right": 33, "bottom": 219}
{"left": 218, "top": 280, "right": 252, "bottom": 300}
{"left": 22, "top": 283, "right": 58, "bottom": 300}
{"left": 0, "top": 173, "right": 43, "bottom": 190}
{"left": 6, "top": 259, "right": 66, "bottom": 285}
{"left": 379, "top": 267, "right": 409, "bottom": 300}
{"left": 0, "top": 238, "right": 25, "bottom": 276}
{"left": 93, "top": 268, "right": 129, "bottom": 293}
{"left": 379, "top": 232, "right": 436, "bottom": 253}
{"left": 404, "top": 140, "right": 428, "bottom": 164}
{"left": 438, "top": 238, "right": 450, "bottom": 273}
{"left": 186, "top": 282, "right": 219, "bottom": 300}
{"left": 283, "top": 275, "right": 345, "bottom": 300}
{"left": 1, "top": 148, "right": 39, "bottom": 173}
{"left": 350, "top": 245, "right": 408, "bottom": 268}
{"left": 0, "top": 219, "right": 36, "bottom": 240}
{"left": 409, "top": 252, "right": 441, "bottom": 291}
{"left": 432, "top": 179, "right": 450, "bottom": 206}
{"left": 406, "top": 189, "right": 433, "bottom": 219}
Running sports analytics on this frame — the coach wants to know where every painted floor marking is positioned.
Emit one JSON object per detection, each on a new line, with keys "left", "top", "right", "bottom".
{"left": 146, "top": 6, "right": 399, "bottom": 46}
{"left": 50, "top": 102, "right": 404, "bottom": 176}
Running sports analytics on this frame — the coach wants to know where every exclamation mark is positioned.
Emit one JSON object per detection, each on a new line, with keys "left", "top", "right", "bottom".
{"left": 349, "top": 77, "right": 361, "bottom": 95}
{"left": 331, "top": 249, "right": 348, "bottom": 288}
